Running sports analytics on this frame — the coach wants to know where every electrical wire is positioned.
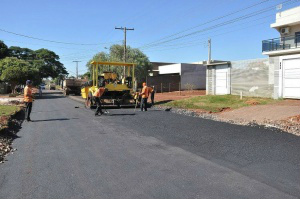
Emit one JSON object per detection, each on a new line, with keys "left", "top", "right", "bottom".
{"left": 0, "top": 28, "right": 121, "bottom": 46}
{"left": 139, "top": 0, "right": 298, "bottom": 49}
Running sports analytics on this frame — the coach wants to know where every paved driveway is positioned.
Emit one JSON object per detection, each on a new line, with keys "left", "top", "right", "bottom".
{"left": 0, "top": 91, "right": 299, "bottom": 199}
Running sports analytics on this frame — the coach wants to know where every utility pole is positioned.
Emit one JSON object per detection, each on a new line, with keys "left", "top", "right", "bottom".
{"left": 115, "top": 26, "right": 134, "bottom": 77}
{"left": 208, "top": 39, "right": 211, "bottom": 65}
{"left": 73, "top": 61, "right": 81, "bottom": 79}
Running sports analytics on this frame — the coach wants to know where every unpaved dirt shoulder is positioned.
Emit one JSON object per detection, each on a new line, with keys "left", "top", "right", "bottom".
{"left": 154, "top": 105, "right": 300, "bottom": 136}
{"left": 0, "top": 108, "right": 24, "bottom": 163}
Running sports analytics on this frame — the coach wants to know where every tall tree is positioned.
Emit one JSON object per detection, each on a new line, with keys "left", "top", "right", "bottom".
{"left": 8, "top": 46, "right": 35, "bottom": 60}
{"left": 35, "top": 48, "right": 68, "bottom": 78}
{"left": 0, "top": 40, "right": 9, "bottom": 59}
{"left": 0, "top": 57, "right": 40, "bottom": 93}
{"left": 86, "top": 44, "right": 151, "bottom": 83}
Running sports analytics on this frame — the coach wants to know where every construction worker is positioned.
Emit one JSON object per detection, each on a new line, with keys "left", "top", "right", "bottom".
{"left": 24, "top": 80, "right": 33, "bottom": 122}
{"left": 140, "top": 82, "right": 149, "bottom": 111}
{"left": 149, "top": 86, "right": 155, "bottom": 106}
{"left": 93, "top": 86, "right": 106, "bottom": 116}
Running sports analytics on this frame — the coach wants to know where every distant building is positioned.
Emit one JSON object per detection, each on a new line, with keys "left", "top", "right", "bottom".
{"left": 147, "top": 63, "right": 206, "bottom": 92}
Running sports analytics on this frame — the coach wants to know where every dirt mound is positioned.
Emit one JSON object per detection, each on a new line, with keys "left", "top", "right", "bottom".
{"left": 245, "top": 99, "right": 260, "bottom": 105}
{"left": 286, "top": 115, "right": 300, "bottom": 123}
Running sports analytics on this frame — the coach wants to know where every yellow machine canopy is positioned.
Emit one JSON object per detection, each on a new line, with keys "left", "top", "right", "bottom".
{"left": 90, "top": 61, "right": 136, "bottom": 87}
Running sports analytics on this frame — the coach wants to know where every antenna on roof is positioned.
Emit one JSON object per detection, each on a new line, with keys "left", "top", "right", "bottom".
{"left": 276, "top": 4, "right": 282, "bottom": 10}
{"left": 276, "top": 4, "right": 282, "bottom": 17}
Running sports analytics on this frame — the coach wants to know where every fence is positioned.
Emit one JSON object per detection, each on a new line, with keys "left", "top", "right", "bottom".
{"left": 148, "top": 82, "right": 181, "bottom": 93}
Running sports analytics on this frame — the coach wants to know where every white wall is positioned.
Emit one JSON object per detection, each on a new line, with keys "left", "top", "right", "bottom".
{"left": 271, "top": 6, "right": 300, "bottom": 29}
{"left": 159, "top": 64, "right": 181, "bottom": 75}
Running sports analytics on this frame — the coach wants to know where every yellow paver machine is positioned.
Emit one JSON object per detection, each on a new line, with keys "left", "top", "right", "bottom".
{"left": 81, "top": 61, "right": 137, "bottom": 108}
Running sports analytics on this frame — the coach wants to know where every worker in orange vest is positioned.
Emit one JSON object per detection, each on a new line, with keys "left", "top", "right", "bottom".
{"left": 93, "top": 86, "right": 106, "bottom": 116}
{"left": 24, "top": 80, "right": 34, "bottom": 122}
{"left": 140, "top": 82, "right": 149, "bottom": 111}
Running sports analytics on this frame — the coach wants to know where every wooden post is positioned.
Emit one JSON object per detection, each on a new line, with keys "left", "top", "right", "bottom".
{"left": 161, "top": 83, "right": 163, "bottom": 93}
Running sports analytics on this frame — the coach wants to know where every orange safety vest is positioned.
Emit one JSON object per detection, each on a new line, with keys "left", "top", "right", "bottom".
{"left": 24, "top": 86, "right": 33, "bottom": 102}
{"left": 93, "top": 87, "right": 105, "bottom": 97}
{"left": 141, "top": 86, "right": 149, "bottom": 98}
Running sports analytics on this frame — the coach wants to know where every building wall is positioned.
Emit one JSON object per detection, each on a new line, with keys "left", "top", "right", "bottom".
{"left": 180, "top": 64, "right": 206, "bottom": 90}
{"left": 206, "top": 66, "right": 215, "bottom": 95}
{"left": 269, "top": 56, "right": 280, "bottom": 99}
{"left": 146, "top": 75, "right": 180, "bottom": 93}
{"left": 159, "top": 64, "right": 181, "bottom": 75}
{"left": 272, "top": 6, "right": 300, "bottom": 29}
{"left": 207, "top": 59, "right": 275, "bottom": 98}
{"left": 230, "top": 58, "right": 274, "bottom": 98}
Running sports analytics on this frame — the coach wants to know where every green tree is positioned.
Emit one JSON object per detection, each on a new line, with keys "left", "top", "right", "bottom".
{"left": 8, "top": 46, "right": 35, "bottom": 60}
{"left": 8, "top": 47, "right": 68, "bottom": 79}
{"left": 0, "top": 57, "right": 40, "bottom": 93}
{"left": 35, "top": 48, "right": 68, "bottom": 78}
{"left": 0, "top": 40, "right": 9, "bottom": 59}
{"left": 86, "top": 44, "right": 151, "bottom": 83}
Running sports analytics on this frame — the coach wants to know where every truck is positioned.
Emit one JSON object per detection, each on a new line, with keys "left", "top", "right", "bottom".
{"left": 63, "top": 79, "right": 87, "bottom": 96}
{"left": 49, "top": 84, "right": 56, "bottom": 90}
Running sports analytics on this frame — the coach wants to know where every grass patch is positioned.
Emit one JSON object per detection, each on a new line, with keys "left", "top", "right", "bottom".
{"left": 165, "top": 95, "right": 279, "bottom": 113}
{"left": 0, "top": 105, "right": 20, "bottom": 116}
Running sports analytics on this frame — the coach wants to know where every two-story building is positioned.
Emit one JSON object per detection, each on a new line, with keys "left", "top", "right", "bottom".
{"left": 206, "top": 6, "right": 300, "bottom": 99}
{"left": 262, "top": 6, "right": 300, "bottom": 99}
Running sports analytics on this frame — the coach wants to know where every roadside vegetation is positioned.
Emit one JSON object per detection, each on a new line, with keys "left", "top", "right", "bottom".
{"left": 0, "top": 40, "right": 68, "bottom": 93}
{"left": 165, "top": 95, "right": 279, "bottom": 112}
{"left": 0, "top": 105, "right": 19, "bottom": 116}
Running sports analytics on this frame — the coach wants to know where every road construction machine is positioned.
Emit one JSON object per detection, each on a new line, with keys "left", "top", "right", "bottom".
{"left": 81, "top": 61, "right": 137, "bottom": 108}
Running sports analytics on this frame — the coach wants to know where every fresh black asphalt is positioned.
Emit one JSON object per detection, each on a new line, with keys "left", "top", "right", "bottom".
{"left": 0, "top": 91, "right": 299, "bottom": 199}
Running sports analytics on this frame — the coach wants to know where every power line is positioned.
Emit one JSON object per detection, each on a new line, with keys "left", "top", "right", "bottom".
{"left": 139, "top": 0, "right": 297, "bottom": 49}
{"left": 141, "top": 6, "right": 300, "bottom": 52}
{"left": 0, "top": 28, "right": 119, "bottom": 46}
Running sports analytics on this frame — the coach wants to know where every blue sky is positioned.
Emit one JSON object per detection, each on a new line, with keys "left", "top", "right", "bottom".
{"left": 1, "top": 0, "right": 299, "bottom": 76}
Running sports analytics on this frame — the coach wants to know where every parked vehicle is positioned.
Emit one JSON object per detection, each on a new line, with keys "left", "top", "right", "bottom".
{"left": 49, "top": 84, "right": 56, "bottom": 90}
{"left": 40, "top": 84, "right": 46, "bottom": 90}
{"left": 63, "top": 79, "right": 87, "bottom": 96}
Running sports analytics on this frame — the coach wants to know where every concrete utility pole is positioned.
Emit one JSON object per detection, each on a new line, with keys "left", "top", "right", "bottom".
{"left": 208, "top": 39, "right": 211, "bottom": 65}
{"left": 115, "top": 26, "right": 134, "bottom": 77}
{"left": 73, "top": 61, "right": 81, "bottom": 79}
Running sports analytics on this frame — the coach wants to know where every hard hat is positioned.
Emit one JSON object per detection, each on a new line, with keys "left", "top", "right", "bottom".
{"left": 26, "top": 80, "right": 32, "bottom": 85}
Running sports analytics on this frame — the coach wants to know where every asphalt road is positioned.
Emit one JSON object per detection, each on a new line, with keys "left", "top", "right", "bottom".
{"left": 0, "top": 91, "right": 299, "bottom": 199}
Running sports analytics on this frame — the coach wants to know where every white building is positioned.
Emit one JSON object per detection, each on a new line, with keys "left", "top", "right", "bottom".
{"left": 206, "top": 6, "right": 300, "bottom": 99}
{"left": 262, "top": 6, "right": 300, "bottom": 99}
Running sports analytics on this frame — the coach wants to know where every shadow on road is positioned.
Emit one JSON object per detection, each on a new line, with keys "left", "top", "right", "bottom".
{"left": 32, "top": 118, "right": 78, "bottom": 122}
{"left": 154, "top": 100, "right": 173, "bottom": 105}
{"left": 108, "top": 113, "right": 136, "bottom": 116}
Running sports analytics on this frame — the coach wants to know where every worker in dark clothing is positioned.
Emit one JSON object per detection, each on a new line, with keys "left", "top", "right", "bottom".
{"left": 140, "top": 82, "right": 149, "bottom": 111}
{"left": 93, "top": 87, "right": 105, "bottom": 116}
{"left": 148, "top": 86, "right": 155, "bottom": 106}
{"left": 24, "top": 80, "right": 34, "bottom": 122}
